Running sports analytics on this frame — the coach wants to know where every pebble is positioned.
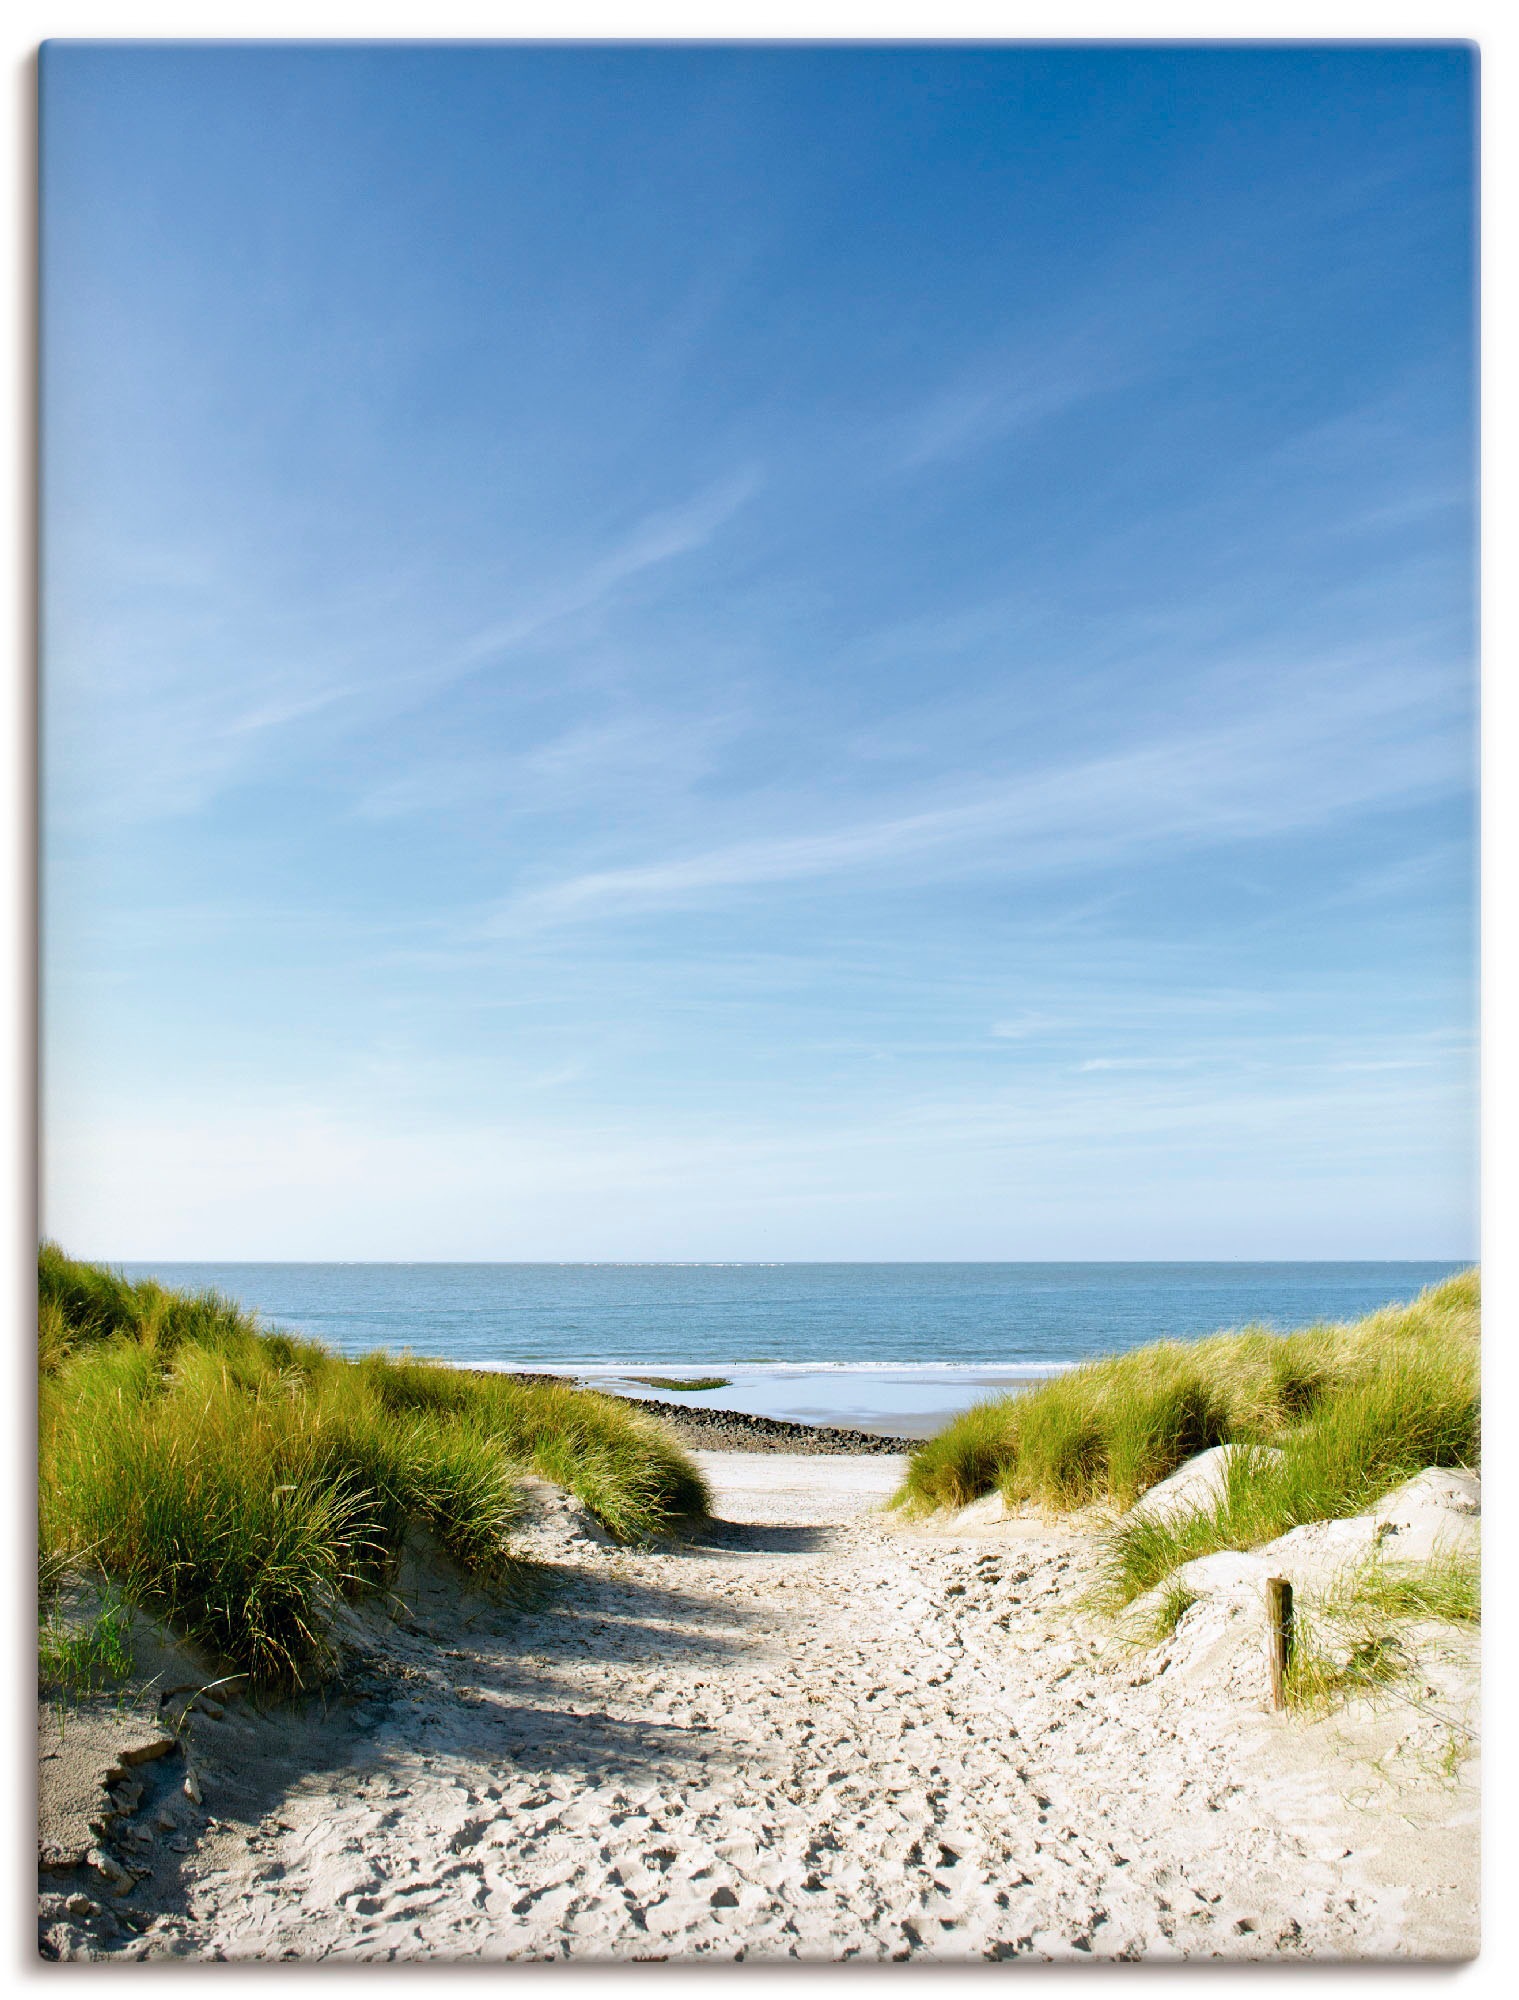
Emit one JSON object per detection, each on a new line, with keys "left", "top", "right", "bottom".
{"left": 612, "top": 1399, "right": 909, "bottom": 1456}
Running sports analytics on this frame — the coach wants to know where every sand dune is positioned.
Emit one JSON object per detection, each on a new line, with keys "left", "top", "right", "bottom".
{"left": 40, "top": 1452, "right": 1477, "bottom": 1962}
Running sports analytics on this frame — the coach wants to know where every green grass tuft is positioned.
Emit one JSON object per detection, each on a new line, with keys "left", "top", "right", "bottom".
{"left": 1101, "top": 1345, "right": 1478, "bottom": 1607}
{"left": 1283, "top": 1620, "right": 1404, "bottom": 1710}
{"left": 1141, "top": 1578, "right": 1201, "bottom": 1646}
{"left": 629, "top": 1375, "right": 732, "bottom": 1392}
{"left": 38, "top": 1245, "right": 710, "bottom": 1688}
{"left": 1280, "top": 1551, "right": 1479, "bottom": 1713}
{"left": 1341, "top": 1550, "right": 1480, "bottom": 1626}
{"left": 39, "top": 1590, "right": 135, "bottom": 1694}
{"left": 896, "top": 1273, "right": 1478, "bottom": 1557}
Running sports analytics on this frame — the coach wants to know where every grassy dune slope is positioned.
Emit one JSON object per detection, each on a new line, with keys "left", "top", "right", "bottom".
{"left": 38, "top": 1245, "right": 709, "bottom": 1687}
{"left": 895, "top": 1272, "right": 1479, "bottom": 1599}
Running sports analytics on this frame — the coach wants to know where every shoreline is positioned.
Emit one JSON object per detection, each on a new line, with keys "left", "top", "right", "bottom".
{"left": 457, "top": 1362, "right": 1054, "bottom": 1441}
{"left": 454, "top": 1364, "right": 969, "bottom": 1448}
{"left": 454, "top": 1368, "right": 915, "bottom": 1451}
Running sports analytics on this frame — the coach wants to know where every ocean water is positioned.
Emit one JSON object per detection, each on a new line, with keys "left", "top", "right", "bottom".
{"left": 119, "top": 1261, "right": 1466, "bottom": 1435}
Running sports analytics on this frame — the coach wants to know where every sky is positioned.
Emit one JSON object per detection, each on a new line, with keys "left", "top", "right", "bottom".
{"left": 39, "top": 41, "right": 1477, "bottom": 1261}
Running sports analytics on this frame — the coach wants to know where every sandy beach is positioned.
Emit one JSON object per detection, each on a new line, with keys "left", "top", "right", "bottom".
{"left": 38, "top": 1448, "right": 1477, "bottom": 1963}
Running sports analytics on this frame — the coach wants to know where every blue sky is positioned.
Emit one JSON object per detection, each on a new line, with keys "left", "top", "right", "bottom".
{"left": 40, "top": 42, "right": 1477, "bottom": 1260}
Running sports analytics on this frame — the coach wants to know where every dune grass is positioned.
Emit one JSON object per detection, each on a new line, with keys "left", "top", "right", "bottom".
{"left": 895, "top": 1273, "right": 1479, "bottom": 1604}
{"left": 1102, "top": 1353, "right": 1478, "bottom": 1604}
{"left": 1341, "top": 1547, "right": 1480, "bottom": 1626}
{"left": 1136, "top": 1577, "right": 1201, "bottom": 1648}
{"left": 1280, "top": 1549, "right": 1480, "bottom": 1713}
{"left": 38, "top": 1245, "right": 710, "bottom": 1688}
{"left": 38, "top": 1589, "right": 135, "bottom": 1695}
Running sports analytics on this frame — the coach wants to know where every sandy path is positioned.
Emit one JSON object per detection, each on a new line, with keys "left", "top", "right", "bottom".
{"left": 117, "top": 1454, "right": 1474, "bottom": 1962}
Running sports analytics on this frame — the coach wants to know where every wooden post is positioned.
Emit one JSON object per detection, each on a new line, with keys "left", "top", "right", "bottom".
{"left": 1266, "top": 1575, "right": 1293, "bottom": 1710}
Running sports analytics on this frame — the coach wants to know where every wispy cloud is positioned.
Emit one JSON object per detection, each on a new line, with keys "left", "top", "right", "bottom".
{"left": 1330, "top": 1057, "right": 1436, "bottom": 1073}
{"left": 47, "top": 470, "right": 761, "bottom": 833}
{"left": 483, "top": 662, "right": 1468, "bottom": 931}
{"left": 351, "top": 707, "right": 744, "bottom": 823}
{"left": 1078, "top": 1057, "right": 1195, "bottom": 1072}
{"left": 224, "top": 685, "right": 351, "bottom": 736}
{"left": 890, "top": 224, "right": 1231, "bottom": 473}
{"left": 453, "top": 469, "right": 760, "bottom": 668}
{"left": 898, "top": 365, "right": 1108, "bottom": 470}
{"left": 990, "top": 1015, "right": 1057, "bottom": 1041}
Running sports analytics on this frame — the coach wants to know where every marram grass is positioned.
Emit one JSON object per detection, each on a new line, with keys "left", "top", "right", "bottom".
{"left": 38, "top": 1245, "right": 710, "bottom": 1688}
{"left": 895, "top": 1271, "right": 1479, "bottom": 1598}
{"left": 1101, "top": 1317, "right": 1478, "bottom": 1605}
{"left": 38, "top": 1589, "right": 135, "bottom": 1695}
{"left": 1281, "top": 1549, "right": 1480, "bottom": 1713}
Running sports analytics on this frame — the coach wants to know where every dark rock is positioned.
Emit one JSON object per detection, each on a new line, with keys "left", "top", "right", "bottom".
{"left": 605, "top": 1395, "right": 911, "bottom": 1456}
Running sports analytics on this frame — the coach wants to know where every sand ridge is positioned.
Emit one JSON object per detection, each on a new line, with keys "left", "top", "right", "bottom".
{"left": 42, "top": 1452, "right": 1477, "bottom": 1962}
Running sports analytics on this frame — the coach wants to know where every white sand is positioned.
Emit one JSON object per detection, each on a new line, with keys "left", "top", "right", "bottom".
{"left": 60, "top": 1452, "right": 1477, "bottom": 1962}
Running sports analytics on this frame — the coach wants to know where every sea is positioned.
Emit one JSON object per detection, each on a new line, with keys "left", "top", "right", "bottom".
{"left": 118, "top": 1260, "right": 1466, "bottom": 1438}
